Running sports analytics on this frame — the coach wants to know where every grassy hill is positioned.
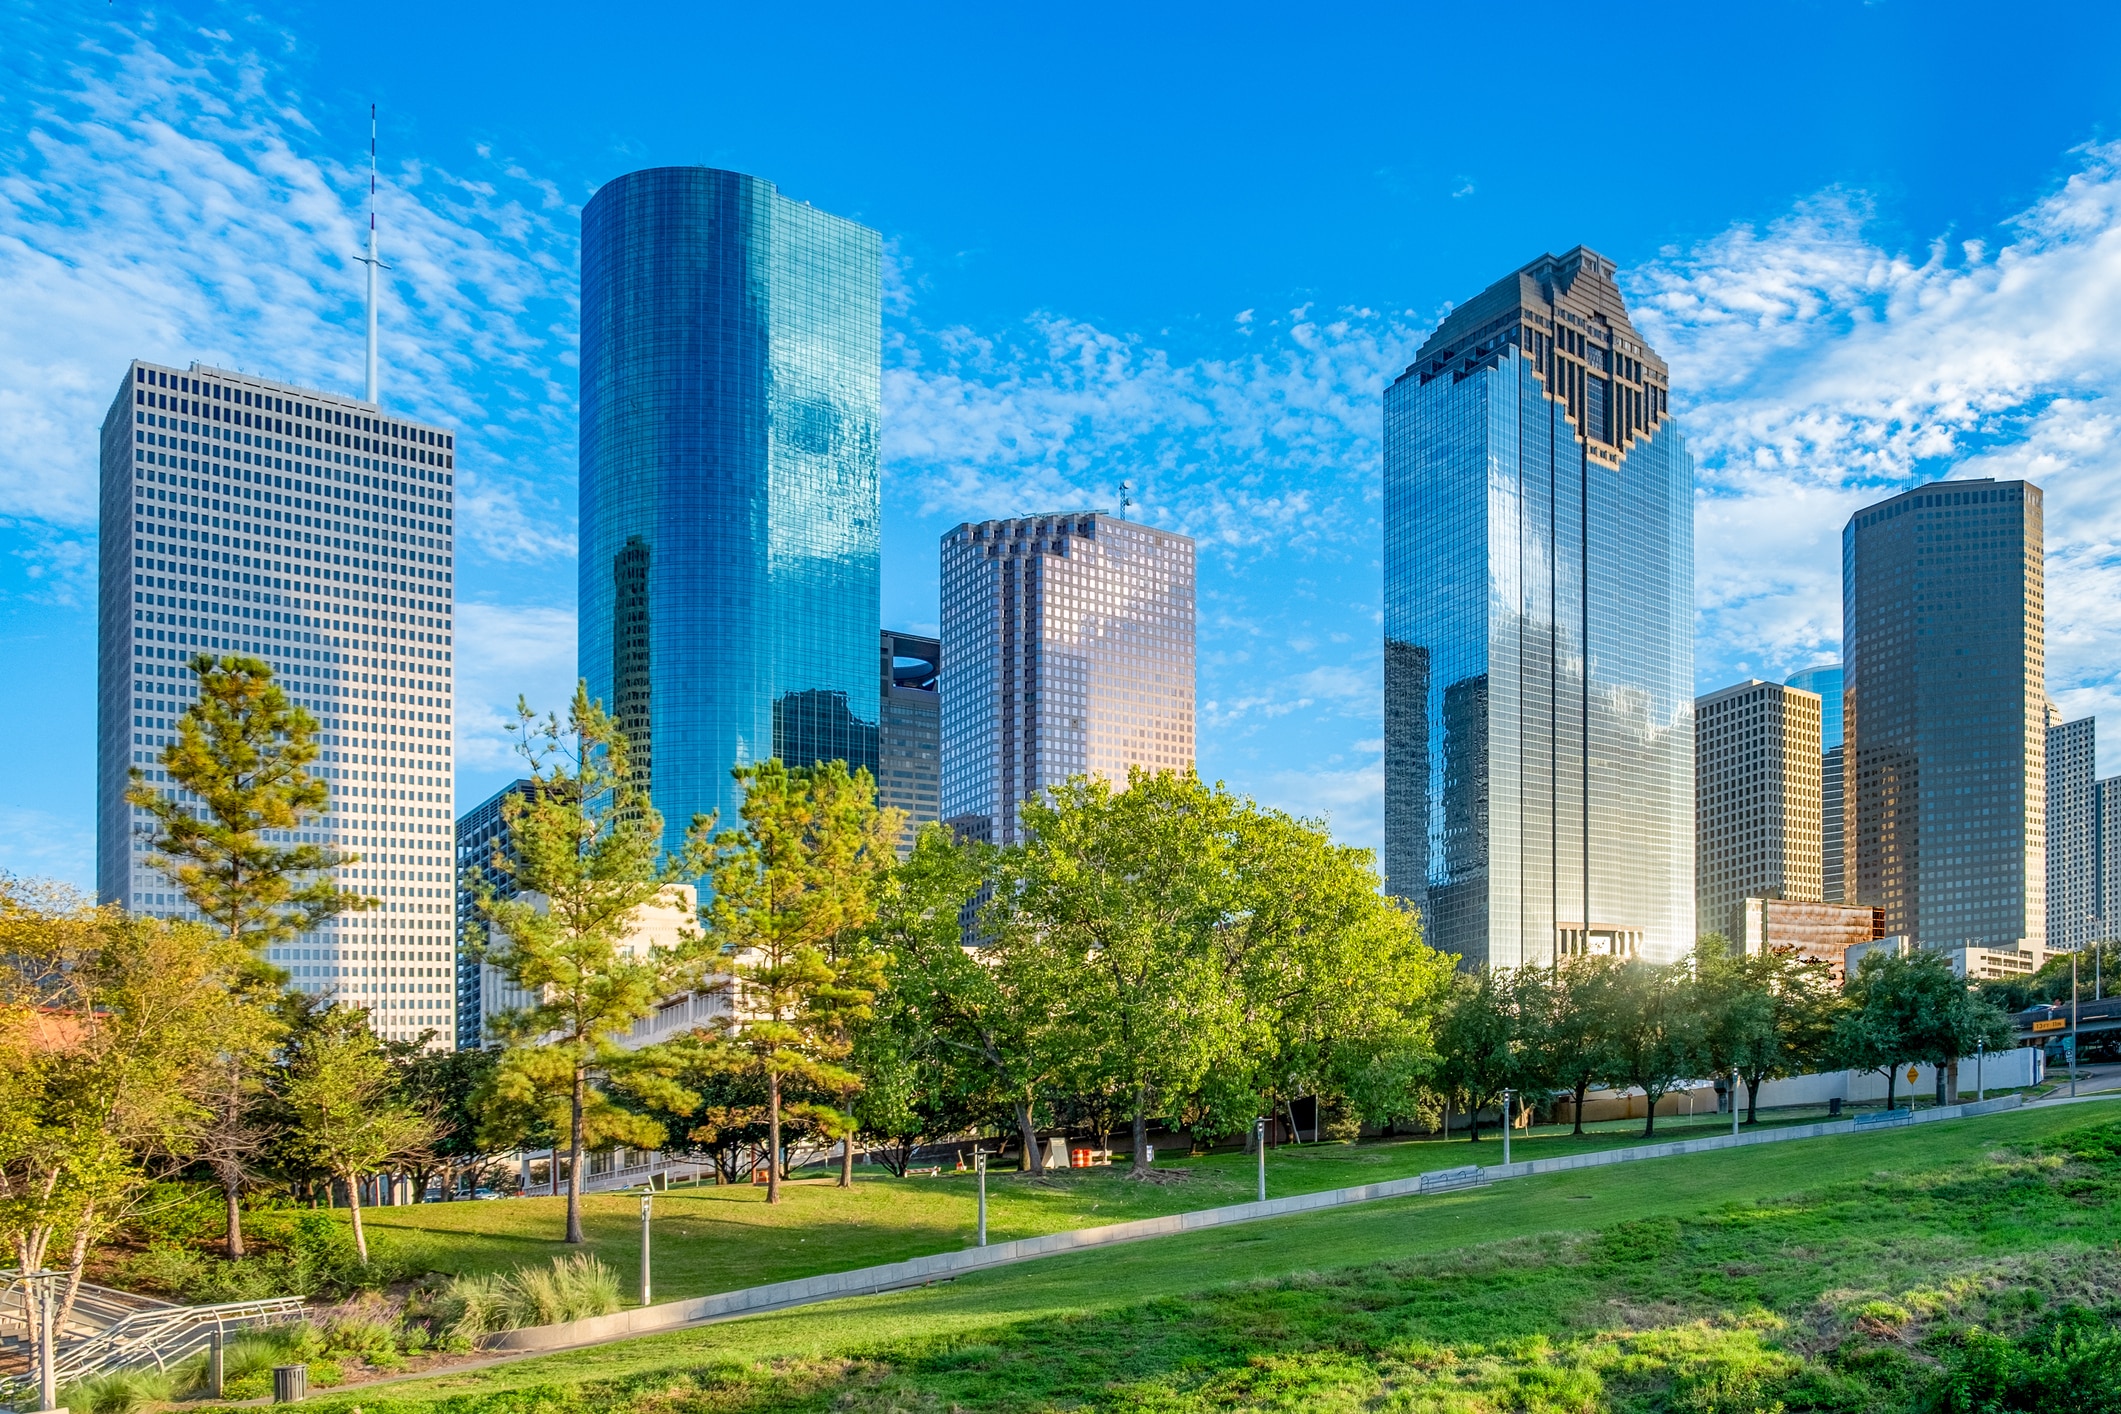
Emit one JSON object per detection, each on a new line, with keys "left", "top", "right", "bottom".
{"left": 185, "top": 1098, "right": 2121, "bottom": 1412}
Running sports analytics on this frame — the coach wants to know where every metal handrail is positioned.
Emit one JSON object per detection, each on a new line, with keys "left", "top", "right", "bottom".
{"left": 0, "top": 1279, "right": 303, "bottom": 1400}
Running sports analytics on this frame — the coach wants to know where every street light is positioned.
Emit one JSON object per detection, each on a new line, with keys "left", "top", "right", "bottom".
{"left": 1976, "top": 1039, "right": 1985, "bottom": 1103}
{"left": 1732, "top": 1067, "right": 1741, "bottom": 1138}
{"left": 1501, "top": 1089, "right": 1513, "bottom": 1167}
{"left": 20, "top": 1268, "right": 61, "bottom": 1413}
{"left": 975, "top": 1151, "right": 988, "bottom": 1247}
{"left": 638, "top": 1187, "right": 653, "bottom": 1307}
{"left": 1254, "top": 1117, "right": 1267, "bottom": 1202}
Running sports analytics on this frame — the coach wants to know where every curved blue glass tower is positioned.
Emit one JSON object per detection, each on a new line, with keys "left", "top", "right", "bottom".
{"left": 580, "top": 167, "right": 881, "bottom": 861}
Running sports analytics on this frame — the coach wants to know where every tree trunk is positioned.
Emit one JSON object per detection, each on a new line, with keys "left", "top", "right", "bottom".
{"left": 1885, "top": 1067, "right": 1898, "bottom": 1113}
{"left": 1467, "top": 1094, "right": 1481, "bottom": 1143}
{"left": 839, "top": 1104, "right": 856, "bottom": 1188}
{"left": 1744, "top": 1071, "right": 1762, "bottom": 1125}
{"left": 766, "top": 1072, "right": 783, "bottom": 1204}
{"left": 1129, "top": 1084, "right": 1150, "bottom": 1176}
{"left": 1571, "top": 1078, "right": 1589, "bottom": 1137}
{"left": 1014, "top": 1097, "right": 1043, "bottom": 1174}
{"left": 345, "top": 1170, "right": 370, "bottom": 1263}
{"left": 1641, "top": 1088, "right": 1659, "bottom": 1138}
{"left": 565, "top": 1063, "right": 587, "bottom": 1242}
{"left": 222, "top": 1176, "right": 246, "bottom": 1259}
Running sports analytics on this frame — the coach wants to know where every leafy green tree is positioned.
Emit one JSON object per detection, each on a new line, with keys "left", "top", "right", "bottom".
{"left": 1433, "top": 967, "right": 1522, "bottom": 1142}
{"left": 999, "top": 769, "right": 1247, "bottom": 1175}
{"left": 472, "top": 684, "right": 714, "bottom": 1242}
{"left": 397, "top": 1046, "right": 502, "bottom": 1200}
{"left": 1838, "top": 949, "right": 2014, "bottom": 1110}
{"left": 1736, "top": 949, "right": 1844, "bottom": 1124}
{"left": 1603, "top": 960, "right": 1702, "bottom": 1137}
{"left": 131, "top": 653, "right": 368, "bottom": 1256}
{"left": 877, "top": 826, "right": 1068, "bottom": 1173}
{"left": 1533, "top": 956, "right": 1625, "bottom": 1136}
{"left": 703, "top": 758, "right": 900, "bottom": 1203}
{"left": 0, "top": 880, "right": 247, "bottom": 1329}
{"left": 1693, "top": 937, "right": 1777, "bottom": 1120}
{"left": 280, "top": 1008, "right": 437, "bottom": 1262}
{"left": 1208, "top": 798, "right": 1452, "bottom": 1146}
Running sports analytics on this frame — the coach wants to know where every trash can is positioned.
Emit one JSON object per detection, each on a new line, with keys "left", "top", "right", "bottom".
{"left": 273, "top": 1363, "right": 308, "bottom": 1402}
{"left": 1828, "top": 1098, "right": 1842, "bottom": 1118}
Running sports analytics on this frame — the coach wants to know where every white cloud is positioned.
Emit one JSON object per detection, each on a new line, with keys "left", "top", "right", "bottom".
{"left": 453, "top": 601, "right": 578, "bottom": 772}
{"left": 0, "top": 806, "right": 95, "bottom": 892}
{"left": 1631, "top": 142, "right": 2121, "bottom": 771}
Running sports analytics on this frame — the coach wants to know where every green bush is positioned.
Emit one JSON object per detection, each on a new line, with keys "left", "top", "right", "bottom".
{"left": 1921, "top": 1305, "right": 2121, "bottom": 1412}
{"left": 112, "top": 1207, "right": 417, "bottom": 1301}
{"left": 436, "top": 1255, "right": 624, "bottom": 1338}
{"left": 56, "top": 1367, "right": 180, "bottom": 1414}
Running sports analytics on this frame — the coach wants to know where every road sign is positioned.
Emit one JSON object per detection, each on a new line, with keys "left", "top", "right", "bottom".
{"left": 2033, "top": 1018, "right": 2068, "bottom": 1033}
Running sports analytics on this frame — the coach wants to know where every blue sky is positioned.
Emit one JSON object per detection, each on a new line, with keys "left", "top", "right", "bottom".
{"left": 9, "top": 1, "right": 2121, "bottom": 889}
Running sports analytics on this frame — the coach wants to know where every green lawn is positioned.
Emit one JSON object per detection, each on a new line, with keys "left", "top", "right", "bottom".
{"left": 358, "top": 1104, "right": 1873, "bottom": 1300}
{"left": 216, "top": 1098, "right": 2121, "bottom": 1412}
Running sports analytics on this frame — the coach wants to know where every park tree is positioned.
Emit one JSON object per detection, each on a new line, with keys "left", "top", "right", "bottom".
{"left": 1534, "top": 955, "right": 1625, "bottom": 1135}
{"left": 1208, "top": 800, "right": 1452, "bottom": 1146}
{"left": 1433, "top": 967, "right": 1523, "bottom": 1142}
{"left": 0, "top": 879, "right": 247, "bottom": 1329}
{"left": 1837, "top": 950, "right": 2014, "bottom": 1111}
{"left": 473, "top": 684, "right": 714, "bottom": 1242}
{"left": 130, "top": 653, "right": 367, "bottom": 1256}
{"left": 1603, "top": 960, "right": 1702, "bottom": 1137}
{"left": 1736, "top": 950, "right": 1844, "bottom": 1124}
{"left": 1693, "top": 938, "right": 1778, "bottom": 1119}
{"left": 280, "top": 1008, "right": 437, "bottom": 1262}
{"left": 877, "top": 825, "right": 1071, "bottom": 1173}
{"left": 704, "top": 758, "right": 901, "bottom": 1202}
{"left": 999, "top": 769, "right": 1248, "bottom": 1176}
{"left": 397, "top": 1045, "right": 502, "bottom": 1201}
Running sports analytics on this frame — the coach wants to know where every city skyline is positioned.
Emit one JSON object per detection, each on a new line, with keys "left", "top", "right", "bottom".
{"left": 18, "top": 7, "right": 2121, "bottom": 888}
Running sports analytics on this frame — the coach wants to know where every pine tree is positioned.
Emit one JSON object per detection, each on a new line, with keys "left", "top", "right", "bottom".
{"left": 128, "top": 653, "right": 367, "bottom": 1257}
{"left": 472, "top": 684, "right": 714, "bottom": 1243}
{"left": 705, "top": 759, "right": 900, "bottom": 1203}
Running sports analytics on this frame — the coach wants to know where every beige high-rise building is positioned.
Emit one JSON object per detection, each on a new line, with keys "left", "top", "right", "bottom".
{"left": 939, "top": 512, "right": 1195, "bottom": 845}
{"left": 1695, "top": 679, "right": 1824, "bottom": 941}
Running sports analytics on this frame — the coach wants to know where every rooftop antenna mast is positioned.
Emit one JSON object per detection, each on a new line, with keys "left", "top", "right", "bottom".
{"left": 1118, "top": 480, "right": 1134, "bottom": 518}
{"left": 353, "top": 105, "right": 391, "bottom": 404}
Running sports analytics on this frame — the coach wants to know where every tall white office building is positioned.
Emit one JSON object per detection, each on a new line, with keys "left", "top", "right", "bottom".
{"left": 100, "top": 359, "right": 460, "bottom": 1046}
{"left": 940, "top": 512, "right": 1195, "bottom": 845}
{"left": 1694, "top": 678, "right": 1824, "bottom": 940}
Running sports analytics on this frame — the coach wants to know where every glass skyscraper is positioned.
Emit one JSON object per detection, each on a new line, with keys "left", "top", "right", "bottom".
{"left": 1383, "top": 248, "right": 1694, "bottom": 968}
{"left": 1843, "top": 478, "right": 2045, "bottom": 947}
{"left": 580, "top": 168, "right": 881, "bottom": 858}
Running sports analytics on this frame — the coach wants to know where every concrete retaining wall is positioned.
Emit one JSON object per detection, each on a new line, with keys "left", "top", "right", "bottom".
{"left": 484, "top": 1093, "right": 2028, "bottom": 1354}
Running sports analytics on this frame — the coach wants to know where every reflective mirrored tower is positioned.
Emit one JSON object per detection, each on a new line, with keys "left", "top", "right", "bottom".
{"left": 580, "top": 168, "right": 881, "bottom": 859}
{"left": 1383, "top": 248, "right": 1694, "bottom": 968}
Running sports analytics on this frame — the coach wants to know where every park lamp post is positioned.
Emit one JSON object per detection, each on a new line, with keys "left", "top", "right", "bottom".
{"left": 638, "top": 1187, "right": 653, "bottom": 1308}
{"left": 1500, "top": 1090, "right": 1512, "bottom": 1168}
{"left": 975, "top": 1151, "right": 989, "bottom": 1247}
{"left": 1255, "top": 1117, "right": 1267, "bottom": 1202}
{"left": 22, "top": 1267, "right": 61, "bottom": 1413}
{"left": 1732, "top": 1068, "right": 1741, "bottom": 1138}
{"left": 1976, "top": 1039, "right": 1985, "bottom": 1102}
{"left": 2074, "top": 950, "right": 2082, "bottom": 1099}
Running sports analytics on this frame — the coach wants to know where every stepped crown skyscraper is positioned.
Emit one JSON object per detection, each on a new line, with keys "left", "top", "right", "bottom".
{"left": 1383, "top": 248, "right": 1694, "bottom": 967}
{"left": 579, "top": 168, "right": 882, "bottom": 859}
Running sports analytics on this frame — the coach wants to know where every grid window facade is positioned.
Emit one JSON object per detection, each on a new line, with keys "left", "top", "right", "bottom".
{"left": 454, "top": 779, "right": 531, "bottom": 1050}
{"left": 1843, "top": 478, "right": 2046, "bottom": 948}
{"left": 579, "top": 168, "right": 881, "bottom": 864}
{"left": 98, "top": 360, "right": 458, "bottom": 1047}
{"left": 1695, "top": 679, "right": 1824, "bottom": 941}
{"left": 2047, "top": 714, "right": 2098, "bottom": 951}
{"left": 879, "top": 631, "right": 941, "bottom": 851}
{"left": 940, "top": 514, "right": 1195, "bottom": 845}
{"left": 1383, "top": 248, "right": 1694, "bottom": 968}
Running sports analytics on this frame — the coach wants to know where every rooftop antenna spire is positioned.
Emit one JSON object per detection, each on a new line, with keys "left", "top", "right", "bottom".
{"left": 1118, "top": 480, "right": 1134, "bottom": 518}
{"left": 353, "top": 105, "right": 391, "bottom": 404}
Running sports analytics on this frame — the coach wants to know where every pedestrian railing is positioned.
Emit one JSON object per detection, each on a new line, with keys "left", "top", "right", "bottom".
{"left": 0, "top": 1274, "right": 304, "bottom": 1403}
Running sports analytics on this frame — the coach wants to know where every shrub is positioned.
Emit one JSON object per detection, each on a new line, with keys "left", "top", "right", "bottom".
{"left": 436, "top": 1255, "right": 624, "bottom": 1338}
{"left": 1921, "top": 1305, "right": 2121, "bottom": 1413}
{"left": 56, "top": 1367, "right": 179, "bottom": 1414}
